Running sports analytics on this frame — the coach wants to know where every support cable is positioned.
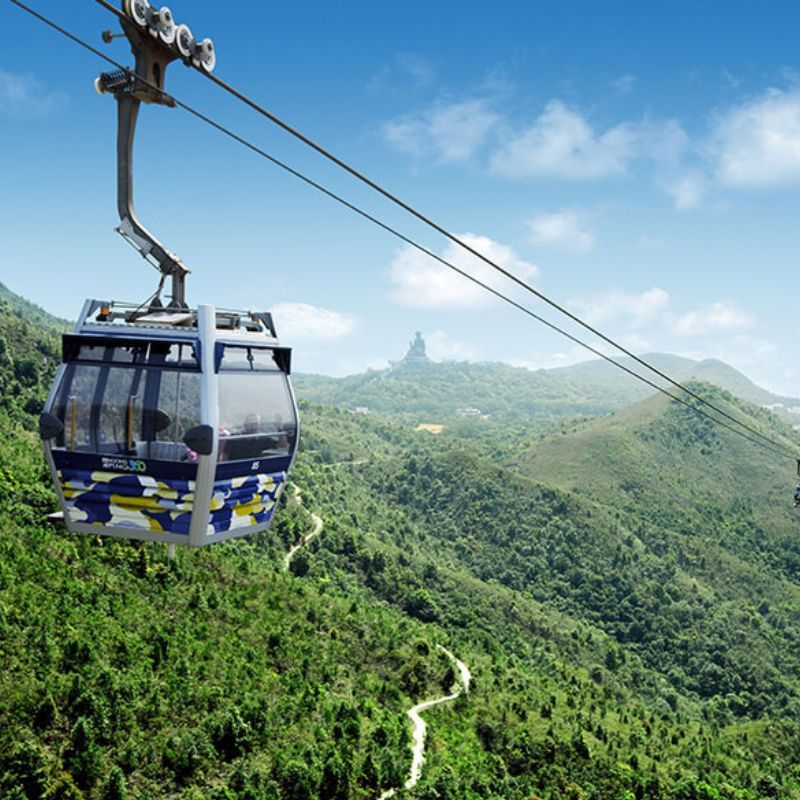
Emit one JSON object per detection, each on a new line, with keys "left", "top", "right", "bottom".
{"left": 90, "top": 0, "right": 795, "bottom": 459}
{"left": 8, "top": 0, "right": 799, "bottom": 462}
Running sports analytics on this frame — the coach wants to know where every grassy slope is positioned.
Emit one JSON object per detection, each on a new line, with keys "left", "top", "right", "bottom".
{"left": 6, "top": 404, "right": 800, "bottom": 799}
{"left": 515, "top": 384, "right": 800, "bottom": 573}
{"left": 2, "top": 282, "right": 800, "bottom": 798}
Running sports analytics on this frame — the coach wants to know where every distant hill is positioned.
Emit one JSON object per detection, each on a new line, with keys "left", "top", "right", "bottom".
{"left": 0, "top": 282, "right": 63, "bottom": 419}
{"left": 513, "top": 380, "right": 800, "bottom": 576}
{"left": 295, "top": 358, "right": 623, "bottom": 424}
{"left": 294, "top": 349, "right": 800, "bottom": 426}
{"left": 0, "top": 281, "right": 69, "bottom": 332}
{"left": 552, "top": 353, "right": 800, "bottom": 423}
{"left": 4, "top": 282, "right": 800, "bottom": 797}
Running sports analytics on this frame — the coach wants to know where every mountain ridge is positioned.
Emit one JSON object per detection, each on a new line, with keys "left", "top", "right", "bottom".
{"left": 294, "top": 349, "right": 800, "bottom": 426}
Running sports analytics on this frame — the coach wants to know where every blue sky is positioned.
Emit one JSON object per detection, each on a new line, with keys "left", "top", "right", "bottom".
{"left": 3, "top": 1, "right": 800, "bottom": 394}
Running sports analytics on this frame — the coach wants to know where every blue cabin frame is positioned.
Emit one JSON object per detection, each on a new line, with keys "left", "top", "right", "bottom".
{"left": 41, "top": 299, "right": 299, "bottom": 547}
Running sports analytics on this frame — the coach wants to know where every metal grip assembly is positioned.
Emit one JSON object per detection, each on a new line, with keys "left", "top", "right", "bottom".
{"left": 124, "top": 0, "right": 216, "bottom": 72}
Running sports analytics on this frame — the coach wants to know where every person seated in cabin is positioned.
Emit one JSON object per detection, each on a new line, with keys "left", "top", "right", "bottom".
{"left": 221, "top": 412, "right": 284, "bottom": 461}
{"left": 242, "top": 412, "right": 264, "bottom": 436}
{"left": 794, "top": 483, "right": 800, "bottom": 508}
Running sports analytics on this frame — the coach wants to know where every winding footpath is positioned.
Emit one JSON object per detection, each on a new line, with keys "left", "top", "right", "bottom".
{"left": 281, "top": 482, "right": 471, "bottom": 795}
{"left": 283, "top": 483, "right": 324, "bottom": 572}
{"left": 379, "top": 645, "right": 471, "bottom": 799}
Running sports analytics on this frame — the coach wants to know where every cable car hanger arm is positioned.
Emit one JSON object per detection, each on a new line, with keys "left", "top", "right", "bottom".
{"left": 95, "top": 3, "right": 198, "bottom": 309}
{"left": 114, "top": 88, "right": 188, "bottom": 306}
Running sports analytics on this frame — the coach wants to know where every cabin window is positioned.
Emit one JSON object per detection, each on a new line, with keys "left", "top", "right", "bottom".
{"left": 217, "top": 347, "right": 296, "bottom": 462}
{"left": 51, "top": 363, "right": 201, "bottom": 461}
{"left": 63, "top": 337, "right": 200, "bottom": 370}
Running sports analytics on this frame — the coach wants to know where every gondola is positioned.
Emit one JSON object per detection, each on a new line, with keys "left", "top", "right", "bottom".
{"left": 39, "top": 1, "right": 299, "bottom": 547}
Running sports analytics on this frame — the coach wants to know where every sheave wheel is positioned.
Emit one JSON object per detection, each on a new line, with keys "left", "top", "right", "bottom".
{"left": 124, "top": 0, "right": 150, "bottom": 28}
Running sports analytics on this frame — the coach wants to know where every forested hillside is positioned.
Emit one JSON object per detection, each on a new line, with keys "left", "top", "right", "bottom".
{"left": 2, "top": 284, "right": 800, "bottom": 799}
{"left": 294, "top": 349, "right": 800, "bottom": 426}
{"left": 0, "top": 281, "right": 64, "bottom": 420}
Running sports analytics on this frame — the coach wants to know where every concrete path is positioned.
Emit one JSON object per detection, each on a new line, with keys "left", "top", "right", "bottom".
{"left": 379, "top": 645, "right": 471, "bottom": 799}
{"left": 283, "top": 483, "right": 324, "bottom": 572}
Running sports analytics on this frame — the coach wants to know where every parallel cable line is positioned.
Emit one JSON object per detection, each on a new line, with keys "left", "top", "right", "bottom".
{"left": 93, "top": 0, "right": 797, "bottom": 460}
{"left": 88, "top": 0, "right": 794, "bottom": 459}
{"left": 9, "top": 0, "right": 799, "bottom": 462}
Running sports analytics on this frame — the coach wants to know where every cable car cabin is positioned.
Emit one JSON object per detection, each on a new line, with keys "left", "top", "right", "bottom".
{"left": 39, "top": 299, "right": 299, "bottom": 547}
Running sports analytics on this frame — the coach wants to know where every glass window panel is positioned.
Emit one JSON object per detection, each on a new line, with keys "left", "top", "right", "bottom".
{"left": 152, "top": 371, "right": 202, "bottom": 444}
{"left": 75, "top": 344, "right": 143, "bottom": 364}
{"left": 69, "top": 341, "right": 198, "bottom": 369}
{"left": 54, "top": 364, "right": 97, "bottom": 450}
{"left": 219, "top": 346, "right": 277, "bottom": 372}
{"left": 51, "top": 365, "right": 202, "bottom": 461}
{"left": 97, "top": 367, "right": 142, "bottom": 453}
{"left": 218, "top": 372, "right": 296, "bottom": 462}
{"left": 148, "top": 342, "right": 199, "bottom": 369}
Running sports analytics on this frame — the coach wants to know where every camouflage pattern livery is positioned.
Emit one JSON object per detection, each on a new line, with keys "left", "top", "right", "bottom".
{"left": 57, "top": 467, "right": 196, "bottom": 534}
{"left": 209, "top": 472, "right": 286, "bottom": 533}
{"left": 56, "top": 463, "right": 285, "bottom": 536}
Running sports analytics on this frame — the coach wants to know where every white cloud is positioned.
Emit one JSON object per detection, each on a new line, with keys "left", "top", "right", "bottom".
{"left": 711, "top": 88, "right": 800, "bottom": 187}
{"left": 271, "top": 302, "right": 356, "bottom": 342}
{"left": 613, "top": 74, "right": 637, "bottom": 95}
{"left": 0, "top": 68, "right": 67, "bottom": 117}
{"left": 527, "top": 209, "right": 596, "bottom": 253}
{"left": 673, "top": 300, "right": 755, "bottom": 336}
{"left": 382, "top": 93, "right": 688, "bottom": 188}
{"left": 490, "top": 100, "right": 636, "bottom": 179}
{"left": 383, "top": 99, "right": 500, "bottom": 163}
{"left": 425, "top": 330, "right": 477, "bottom": 361}
{"left": 572, "top": 287, "right": 671, "bottom": 328}
{"left": 664, "top": 172, "right": 708, "bottom": 210}
{"left": 368, "top": 52, "right": 435, "bottom": 95}
{"left": 389, "top": 233, "right": 539, "bottom": 310}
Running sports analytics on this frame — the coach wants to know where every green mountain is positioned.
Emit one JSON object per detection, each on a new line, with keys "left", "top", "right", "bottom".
{"left": 0, "top": 282, "right": 65, "bottom": 421}
{"left": 3, "top": 282, "right": 800, "bottom": 799}
{"left": 514, "top": 381, "right": 799, "bottom": 568}
{"left": 0, "top": 281, "right": 70, "bottom": 332}
{"left": 294, "top": 347, "right": 800, "bottom": 427}
{"left": 306, "top": 387, "right": 800, "bottom": 714}
{"left": 551, "top": 354, "right": 800, "bottom": 423}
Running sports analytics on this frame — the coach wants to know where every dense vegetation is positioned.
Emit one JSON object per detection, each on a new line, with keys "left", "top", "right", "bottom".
{"left": 294, "top": 350, "right": 800, "bottom": 426}
{"left": 2, "top": 285, "right": 800, "bottom": 798}
{"left": 0, "top": 281, "right": 64, "bottom": 421}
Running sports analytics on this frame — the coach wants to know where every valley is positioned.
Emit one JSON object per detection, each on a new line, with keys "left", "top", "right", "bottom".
{"left": 1, "top": 285, "right": 800, "bottom": 799}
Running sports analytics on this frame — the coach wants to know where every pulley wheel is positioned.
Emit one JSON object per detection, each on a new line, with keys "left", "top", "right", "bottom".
{"left": 195, "top": 38, "right": 216, "bottom": 73}
{"left": 125, "top": 0, "right": 150, "bottom": 28}
{"left": 156, "top": 6, "right": 176, "bottom": 45}
{"left": 175, "top": 23, "right": 194, "bottom": 58}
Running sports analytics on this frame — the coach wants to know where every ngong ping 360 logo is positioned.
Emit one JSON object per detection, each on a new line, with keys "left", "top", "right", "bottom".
{"left": 101, "top": 457, "right": 147, "bottom": 473}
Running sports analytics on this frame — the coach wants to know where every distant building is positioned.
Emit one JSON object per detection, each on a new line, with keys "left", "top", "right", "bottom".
{"left": 404, "top": 331, "right": 429, "bottom": 362}
{"left": 354, "top": 406, "right": 369, "bottom": 415}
